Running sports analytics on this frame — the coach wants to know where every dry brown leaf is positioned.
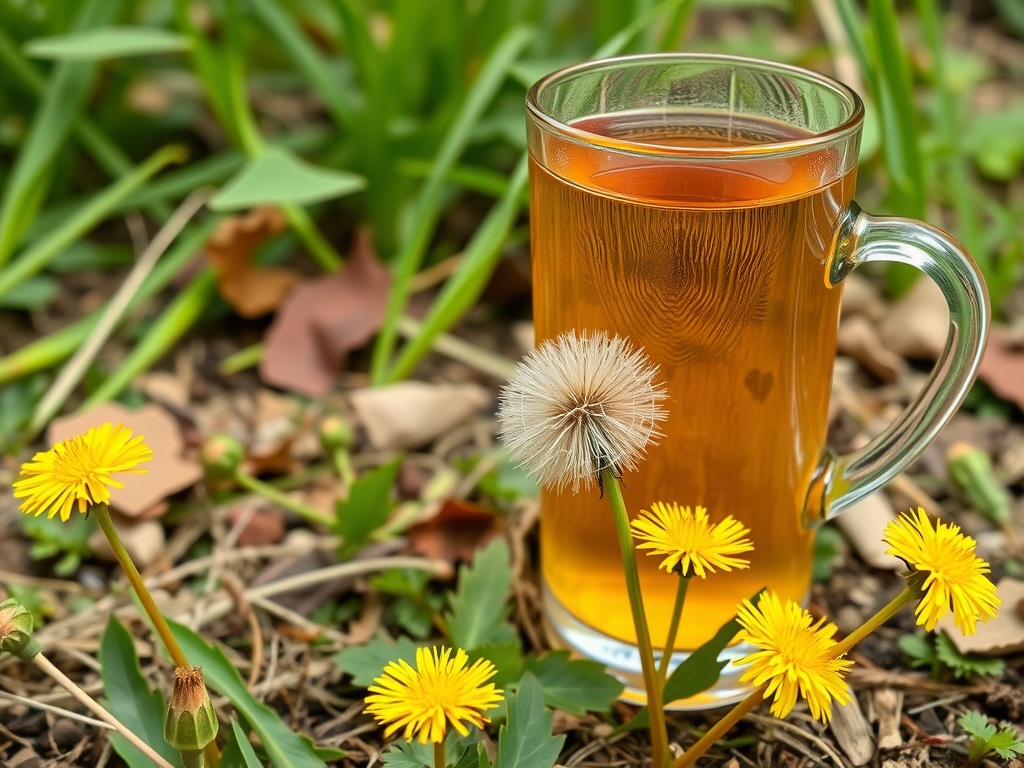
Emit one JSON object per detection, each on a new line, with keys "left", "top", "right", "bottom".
{"left": 838, "top": 316, "right": 908, "bottom": 382}
{"left": 260, "top": 230, "right": 389, "bottom": 396}
{"left": 878, "top": 278, "right": 948, "bottom": 360}
{"left": 245, "top": 390, "right": 303, "bottom": 475}
{"left": 407, "top": 499, "right": 504, "bottom": 563}
{"left": 940, "top": 577, "right": 1024, "bottom": 655}
{"left": 48, "top": 403, "right": 203, "bottom": 518}
{"left": 228, "top": 505, "right": 286, "bottom": 547}
{"left": 350, "top": 381, "right": 491, "bottom": 450}
{"left": 977, "top": 327, "right": 1024, "bottom": 412}
{"left": 206, "top": 207, "right": 301, "bottom": 318}
{"left": 835, "top": 492, "right": 903, "bottom": 570}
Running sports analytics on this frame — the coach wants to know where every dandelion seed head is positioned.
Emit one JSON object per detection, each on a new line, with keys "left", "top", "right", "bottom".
{"left": 496, "top": 331, "right": 669, "bottom": 493}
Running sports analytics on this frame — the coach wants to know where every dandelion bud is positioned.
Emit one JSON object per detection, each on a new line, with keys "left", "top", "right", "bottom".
{"left": 0, "top": 598, "right": 39, "bottom": 660}
{"left": 165, "top": 666, "right": 218, "bottom": 763}
{"left": 319, "top": 416, "right": 353, "bottom": 453}
{"left": 200, "top": 434, "right": 244, "bottom": 479}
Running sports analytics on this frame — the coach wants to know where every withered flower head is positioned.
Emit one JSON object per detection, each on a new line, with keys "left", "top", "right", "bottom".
{"left": 164, "top": 666, "right": 219, "bottom": 755}
{"left": 497, "top": 331, "right": 669, "bottom": 493}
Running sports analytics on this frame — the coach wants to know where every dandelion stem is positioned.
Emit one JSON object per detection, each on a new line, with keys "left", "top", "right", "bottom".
{"left": 434, "top": 740, "right": 445, "bottom": 768}
{"left": 833, "top": 586, "right": 916, "bottom": 657}
{"left": 672, "top": 683, "right": 767, "bottom": 768}
{"left": 232, "top": 469, "right": 333, "bottom": 526}
{"left": 603, "top": 468, "right": 669, "bottom": 768}
{"left": 91, "top": 504, "right": 189, "bottom": 668}
{"left": 32, "top": 653, "right": 178, "bottom": 768}
{"left": 658, "top": 576, "right": 690, "bottom": 684}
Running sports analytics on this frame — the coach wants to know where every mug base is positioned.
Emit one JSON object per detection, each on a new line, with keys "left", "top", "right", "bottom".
{"left": 542, "top": 581, "right": 756, "bottom": 711}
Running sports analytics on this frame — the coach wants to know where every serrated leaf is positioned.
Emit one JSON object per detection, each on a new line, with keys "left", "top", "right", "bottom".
{"left": 987, "top": 727, "right": 1024, "bottom": 759}
{"left": 522, "top": 651, "right": 623, "bottom": 716}
{"left": 960, "top": 710, "right": 997, "bottom": 740}
{"left": 223, "top": 720, "right": 264, "bottom": 768}
{"left": 446, "top": 538, "right": 516, "bottom": 650}
{"left": 935, "top": 632, "right": 1005, "bottom": 679}
{"left": 210, "top": 146, "right": 366, "bottom": 210}
{"left": 99, "top": 616, "right": 183, "bottom": 768}
{"left": 168, "top": 620, "right": 327, "bottom": 768}
{"left": 334, "top": 636, "right": 424, "bottom": 687}
{"left": 496, "top": 674, "right": 564, "bottom": 768}
{"left": 333, "top": 459, "right": 401, "bottom": 558}
{"left": 25, "top": 26, "right": 190, "bottom": 60}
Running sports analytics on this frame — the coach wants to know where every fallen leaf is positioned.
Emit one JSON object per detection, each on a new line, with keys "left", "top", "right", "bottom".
{"left": 407, "top": 499, "right": 504, "bottom": 563}
{"left": 228, "top": 504, "right": 286, "bottom": 547}
{"left": 977, "top": 327, "right": 1024, "bottom": 412}
{"left": 838, "top": 316, "right": 908, "bottom": 382}
{"left": 878, "top": 277, "right": 948, "bottom": 360}
{"left": 89, "top": 518, "right": 166, "bottom": 570}
{"left": 834, "top": 491, "right": 903, "bottom": 570}
{"left": 260, "top": 230, "right": 389, "bottom": 396}
{"left": 940, "top": 578, "right": 1024, "bottom": 655}
{"left": 48, "top": 403, "right": 203, "bottom": 518}
{"left": 350, "top": 381, "right": 491, "bottom": 450}
{"left": 206, "top": 207, "right": 301, "bottom": 318}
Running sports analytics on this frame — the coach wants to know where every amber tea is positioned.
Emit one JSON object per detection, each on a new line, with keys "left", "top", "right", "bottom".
{"left": 532, "top": 112, "right": 854, "bottom": 650}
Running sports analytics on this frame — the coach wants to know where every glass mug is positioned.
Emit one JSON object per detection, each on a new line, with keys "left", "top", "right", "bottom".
{"left": 526, "top": 54, "right": 989, "bottom": 707}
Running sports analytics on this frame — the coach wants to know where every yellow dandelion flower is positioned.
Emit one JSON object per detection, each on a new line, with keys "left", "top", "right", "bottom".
{"left": 496, "top": 331, "right": 668, "bottom": 493}
{"left": 882, "top": 507, "right": 1000, "bottom": 635}
{"left": 365, "top": 646, "right": 503, "bottom": 744}
{"left": 631, "top": 502, "right": 753, "bottom": 578}
{"left": 13, "top": 423, "right": 152, "bottom": 522}
{"left": 734, "top": 591, "right": 852, "bottom": 724}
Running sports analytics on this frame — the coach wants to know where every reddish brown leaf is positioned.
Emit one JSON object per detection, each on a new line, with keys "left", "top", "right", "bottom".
{"left": 260, "top": 230, "right": 390, "bottom": 396}
{"left": 228, "top": 505, "right": 286, "bottom": 547}
{"left": 406, "top": 499, "right": 504, "bottom": 563}
{"left": 206, "top": 207, "right": 301, "bottom": 318}
{"left": 48, "top": 403, "right": 203, "bottom": 518}
{"left": 978, "top": 327, "right": 1024, "bottom": 411}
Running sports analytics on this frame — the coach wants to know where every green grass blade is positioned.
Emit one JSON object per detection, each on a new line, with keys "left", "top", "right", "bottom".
{"left": 867, "top": 0, "right": 926, "bottom": 218}
{"left": 369, "top": 24, "right": 533, "bottom": 384}
{"left": 595, "top": 0, "right": 690, "bottom": 58}
{"left": 0, "top": 0, "right": 121, "bottom": 265}
{"left": 81, "top": 269, "right": 218, "bottom": 408}
{"left": 0, "top": 221, "right": 217, "bottom": 386}
{"left": 388, "top": 157, "right": 528, "bottom": 383}
{"left": 249, "top": 0, "right": 355, "bottom": 129}
{"left": 0, "top": 27, "right": 172, "bottom": 222}
{"left": 0, "top": 145, "right": 187, "bottom": 301}
{"left": 833, "top": 0, "right": 875, "bottom": 84}
{"left": 915, "top": 0, "right": 983, "bottom": 265}
{"left": 172, "top": 0, "right": 235, "bottom": 140}
{"left": 24, "top": 26, "right": 190, "bottom": 60}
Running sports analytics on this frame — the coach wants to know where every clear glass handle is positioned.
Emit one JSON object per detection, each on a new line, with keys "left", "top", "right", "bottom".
{"left": 803, "top": 202, "right": 990, "bottom": 525}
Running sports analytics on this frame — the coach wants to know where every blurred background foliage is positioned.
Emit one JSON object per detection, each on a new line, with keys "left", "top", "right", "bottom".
{"left": 0, "top": 0, "right": 1021, "bottom": 445}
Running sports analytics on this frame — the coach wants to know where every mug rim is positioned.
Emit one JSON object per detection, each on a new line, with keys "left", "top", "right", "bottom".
{"left": 526, "top": 53, "right": 865, "bottom": 159}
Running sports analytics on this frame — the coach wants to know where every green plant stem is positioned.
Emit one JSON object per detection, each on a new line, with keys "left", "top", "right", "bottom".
{"left": 603, "top": 468, "right": 669, "bottom": 768}
{"left": 93, "top": 505, "right": 222, "bottom": 768}
{"left": 332, "top": 448, "right": 356, "bottom": 491}
{"left": 231, "top": 470, "right": 333, "bottom": 527}
{"left": 218, "top": 342, "right": 264, "bottom": 376}
{"left": 672, "top": 683, "right": 767, "bottom": 768}
{"left": 833, "top": 587, "right": 916, "bottom": 657}
{"left": 657, "top": 576, "right": 690, "bottom": 683}
{"left": 91, "top": 504, "right": 188, "bottom": 667}
{"left": 434, "top": 740, "right": 445, "bottom": 768}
